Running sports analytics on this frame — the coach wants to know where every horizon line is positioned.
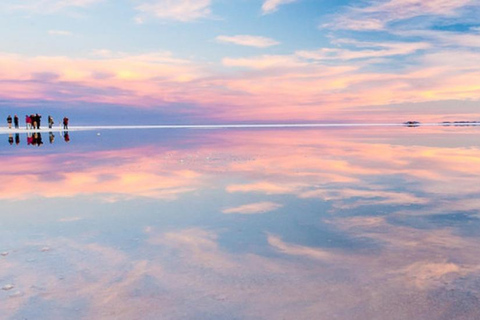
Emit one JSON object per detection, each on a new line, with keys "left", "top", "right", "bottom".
{"left": 0, "top": 122, "right": 479, "bottom": 134}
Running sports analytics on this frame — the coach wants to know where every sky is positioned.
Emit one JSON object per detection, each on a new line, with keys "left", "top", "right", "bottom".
{"left": 0, "top": 0, "right": 479, "bottom": 124}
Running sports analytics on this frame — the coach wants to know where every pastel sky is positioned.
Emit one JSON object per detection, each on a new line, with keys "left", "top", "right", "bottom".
{"left": 1, "top": 0, "right": 479, "bottom": 123}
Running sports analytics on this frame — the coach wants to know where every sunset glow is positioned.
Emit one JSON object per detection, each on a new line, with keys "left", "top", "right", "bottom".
{"left": 0, "top": 1, "right": 479, "bottom": 122}
{"left": 2, "top": 2, "right": 480, "bottom": 319}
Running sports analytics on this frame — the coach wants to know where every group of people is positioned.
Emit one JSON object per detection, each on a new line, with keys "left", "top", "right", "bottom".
{"left": 7, "top": 114, "right": 69, "bottom": 130}
{"left": 25, "top": 114, "right": 43, "bottom": 130}
{"left": 6, "top": 115, "right": 19, "bottom": 129}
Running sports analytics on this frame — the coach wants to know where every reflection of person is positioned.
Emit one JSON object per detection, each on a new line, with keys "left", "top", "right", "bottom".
{"left": 49, "top": 132, "right": 55, "bottom": 144}
{"left": 32, "top": 133, "right": 38, "bottom": 146}
{"left": 13, "top": 115, "right": 19, "bottom": 129}
{"left": 63, "top": 117, "right": 69, "bottom": 130}
{"left": 26, "top": 115, "right": 31, "bottom": 130}
{"left": 48, "top": 115, "right": 54, "bottom": 129}
{"left": 36, "top": 132, "right": 43, "bottom": 146}
{"left": 8, "top": 134, "right": 13, "bottom": 145}
{"left": 31, "top": 132, "right": 43, "bottom": 146}
{"left": 27, "top": 133, "right": 33, "bottom": 145}
{"left": 7, "top": 115, "right": 12, "bottom": 129}
{"left": 64, "top": 131, "right": 70, "bottom": 143}
{"left": 15, "top": 133, "right": 20, "bottom": 145}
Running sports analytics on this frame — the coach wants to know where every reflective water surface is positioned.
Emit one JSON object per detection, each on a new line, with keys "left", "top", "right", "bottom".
{"left": 1, "top": 126, "right": 480, "bottom": 319}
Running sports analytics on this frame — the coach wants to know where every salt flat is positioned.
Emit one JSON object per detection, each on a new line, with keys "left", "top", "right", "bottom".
{"left": 0, "top": 122, "right": 458, "bottom": 135}
{"left": 1, "top": 127, "right": 480, "bottom": 319}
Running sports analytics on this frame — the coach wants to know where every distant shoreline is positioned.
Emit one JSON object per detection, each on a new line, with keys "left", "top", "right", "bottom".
{"left": 0, "top": 122, "right": 480, "bottom": 135}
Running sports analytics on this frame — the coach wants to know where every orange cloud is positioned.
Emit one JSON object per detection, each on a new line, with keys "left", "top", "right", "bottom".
{"left": 0, "top": 146, "right": 204, "bottom": 201}
{"left": 1, "top": 44, "right": 480, "bottom": 122}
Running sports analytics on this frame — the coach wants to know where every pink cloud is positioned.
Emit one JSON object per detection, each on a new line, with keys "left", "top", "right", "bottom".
{"left": 222, "top": 202, "right": 283, "bottom": 214}
{"left": 324, "top": 0, "right": 476, "bottom": 31}
{"left": 296, "top": 41, "right": 430, "bottom": 61}
{"left": 222, "top": 55, "right": 305, "bottom": 69}
{"left": 262, "top": 0, "right": 299, "bottom": 14}
{"left": 0, "top": 147, "right": 204, "bottom": 201}
{"left": 0, "top": 43, "right": 479, "bottom": 122}
{"left": 226, "top": 182, "right": 301, "bottom": 194}
{"left": 216, "top": 35, "right": 280, "bottom": 48}
{"left": 135, "top": 0, "right": 212, "bottom": 22}
{"left": 268, "top": 234, "right": 336, "bottom": 260}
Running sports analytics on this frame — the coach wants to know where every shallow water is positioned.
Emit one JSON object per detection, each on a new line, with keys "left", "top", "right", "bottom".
{"left": 1, "top": 126, "right": 480, "bottom": 319}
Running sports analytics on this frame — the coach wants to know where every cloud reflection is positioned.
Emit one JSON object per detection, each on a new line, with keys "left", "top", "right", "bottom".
{"left": 2, "top": 127, "right": 480, "bottom": 318}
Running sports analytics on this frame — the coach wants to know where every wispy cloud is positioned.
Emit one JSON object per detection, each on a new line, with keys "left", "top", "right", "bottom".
{"left": 216, "top": 35, "right": 279, "bottom": 48}
{"left": 226, "top": 182, "right": 300, "bottom": 194}
{"left": 48, "top": 30, "right": 73, "bottom": 36}
{"left": 222, "top": 55, "right": 305, "bottom": 69}
{"left": 268, "top": 234, "right": 335, "bottom": 260}
{"left": 2, "top": 0, "right": 103, "bottom": 13}
{"left": 364, "top": 0, "right": 474, "bottom": 20}
{"left": 394, "top": 30, "right": 480, "bottom": 48}
{"left": 296, "top": 41, "right": 430, "bottom": 61}
{"left": 324, "top": 0, "right": 476, "bottom": 31}
{"left": 135, "top": 0, "right": 212, "bottom": 22}
{"left": 262, "top": 0, "right": 299, "bottom": 15}
{"left": 222, "top": 202, "right": 283, "bottom": 214}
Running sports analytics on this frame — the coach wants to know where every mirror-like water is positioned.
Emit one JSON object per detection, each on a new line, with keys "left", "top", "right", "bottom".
{"left": 1, "top": 126, "right": 480, "bottom": 319}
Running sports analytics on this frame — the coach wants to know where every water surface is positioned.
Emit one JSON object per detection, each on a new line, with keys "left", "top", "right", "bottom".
{"left": 1, "top": 126, "right": 480, "bottom": 319}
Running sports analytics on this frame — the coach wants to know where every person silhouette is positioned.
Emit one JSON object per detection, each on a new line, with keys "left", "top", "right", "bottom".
{"left": 48, "top": 115, "right": 54, "bottom": 129}
{"left": 31, "top": 114, "right": 37, "bottom": 130}
{"left": 7, "top": 115, "right": 12, "bottom": 129}
{"left": 36, "top": 132, "right": 43, "bottom": 146}
{"left": 8, "top": 134, "right": 13, "bottom": 145}
{"left": 64, "top": 131, "right": 70, "bottom": 142}
{"left": 63, "top": 117, "right": 69, "bottom": 130}
{"left": 15, "top": 133, "right": 20, "bottom": 145}
{"left": 27, "top": 133, "right": 33, "bottom": 145}
{"left": 13, "top": 115, "right": 19, "bottom": 129}
{"left": 36, "top": 114, "right": 42, "bottom": 129}
{"left": 25, "top": 115, "right": 31, "bottom": 129}
{"left": 32, "top": 133, "right": 38, "bottom": 146}
{"left": 49, "top": 132, "right": 55, "bottom": 144}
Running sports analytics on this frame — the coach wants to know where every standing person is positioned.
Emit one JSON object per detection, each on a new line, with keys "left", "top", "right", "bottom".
{"left": 36, "top": 114, "right": 42, "bottom": 129}
{"left": 7, "top": 115, "right": 12, "bottom": 129}
{"left": 63, "top": 117, "right": 69, "bottom": 130}
{"left": 31, "top": 114, "right": 37, "bottom": 130}
{"left": 13, "top": 115, "right": 19, "bottom": 129}
{"left": 25, "top": 115, "right": 31, "bottom": 129}
{"left": 48, "top": 115, "right": 54, "bottom": 129}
